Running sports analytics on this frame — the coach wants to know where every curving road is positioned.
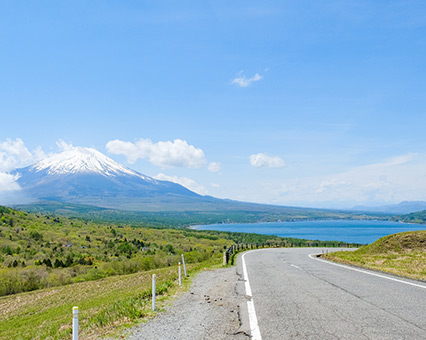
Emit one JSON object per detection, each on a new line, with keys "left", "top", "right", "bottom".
{"left": 238, "top": 248, "right": 426, "bottom": 340}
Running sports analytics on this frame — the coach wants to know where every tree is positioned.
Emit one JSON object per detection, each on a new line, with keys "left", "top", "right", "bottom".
{"left": 65, "top": 254, "right": 74, "bottom": 267}
{"left": 54, "top": 259, "right": 64, "bottom": 268}
{"left": 29, "top": 230, "right": 43, "bottom": 241}
{"left": 43, "top": 258, "right": 52, "bottom": 267}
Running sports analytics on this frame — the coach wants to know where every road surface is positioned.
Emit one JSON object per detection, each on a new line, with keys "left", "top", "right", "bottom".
{"left": 239, "top": 248, "right": 426, "bottom": 340}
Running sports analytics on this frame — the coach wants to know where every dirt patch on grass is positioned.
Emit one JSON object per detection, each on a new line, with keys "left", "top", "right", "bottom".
{"left": 0, "top": 288, "right": 59, "bottom": 317}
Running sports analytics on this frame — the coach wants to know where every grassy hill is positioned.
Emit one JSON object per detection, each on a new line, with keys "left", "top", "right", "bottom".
{"left": 326, "top": 230, "right": 426, "bottom": 280}
{"left": 0, "top": 205, "right": 233, "bottom": 296}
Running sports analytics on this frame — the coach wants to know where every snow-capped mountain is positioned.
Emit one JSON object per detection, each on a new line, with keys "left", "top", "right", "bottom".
{"left": 32, "top": 147, "right": 148, "bottom": 178}
{"left": 13, "top": 147, "right": 207, "bottom": 210}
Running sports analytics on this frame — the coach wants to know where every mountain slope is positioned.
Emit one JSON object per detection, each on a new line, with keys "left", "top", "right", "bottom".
{"left": 352, "top": 201, "right": 426, "bottom": 214}
{"left": 13, "top": 147, "right": 206, "bottom": 210}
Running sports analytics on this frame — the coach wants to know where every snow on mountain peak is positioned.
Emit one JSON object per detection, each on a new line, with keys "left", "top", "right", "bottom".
{"left": 31, "top": 147, "right": 148, "bottom": 178}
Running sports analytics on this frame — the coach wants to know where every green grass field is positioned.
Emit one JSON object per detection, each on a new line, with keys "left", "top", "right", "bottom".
{"left": 326, "top": 230, "right": 426, "bottom": 280}
{"left": 0, "top": 258, "right": 219, "bottom": 340}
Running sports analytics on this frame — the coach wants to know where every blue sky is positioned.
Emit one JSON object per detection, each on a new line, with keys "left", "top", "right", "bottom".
{"left": 1, "top": 1, "right": 426, "bottom": 208}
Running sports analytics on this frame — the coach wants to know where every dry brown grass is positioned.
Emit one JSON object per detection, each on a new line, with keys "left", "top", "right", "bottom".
{"left": 326, "top": 230, "right": 426, "bottom": 281}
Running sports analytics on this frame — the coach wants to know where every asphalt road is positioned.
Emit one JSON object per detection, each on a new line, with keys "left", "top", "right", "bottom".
{"left": 239, "top": 248, "right": 426, "bottom": 340}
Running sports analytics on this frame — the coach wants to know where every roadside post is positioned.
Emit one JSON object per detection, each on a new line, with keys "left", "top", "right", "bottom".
{"left": 72, "top": 306, "right": 78, "bottom": 340}
{"left": 181, "top": 254, "right": 187, "bottom": 277}
{"left": 223, "top": 251, "right": 226, "bottom": 266}
{"left": 152, "top": 274, "right": 156, "bottom": 311}
{"left": 178, "top": 262, "right": 182, "bottom": 286}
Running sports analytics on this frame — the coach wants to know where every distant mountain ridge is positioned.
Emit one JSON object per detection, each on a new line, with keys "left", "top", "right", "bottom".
{"left": 351, "top": 201, "right": 426, "bottom": 214}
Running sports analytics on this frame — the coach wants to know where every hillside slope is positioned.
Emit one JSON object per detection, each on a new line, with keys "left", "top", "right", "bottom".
{"left": 326, "top": 230, "right": 426, "bottom": 280}
{"left": 12, "top": 147, "right": 208, "bottom": 210}
{"left": 394, "top": 210, "right": 426, "bottom": 224}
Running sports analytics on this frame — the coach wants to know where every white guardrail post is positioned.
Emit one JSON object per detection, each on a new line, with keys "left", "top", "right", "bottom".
{"left": 223, "top": 251, "right": 226, "bottom": 266}
{"left": 181, "top": 254, "right": 187, "bottom": 277}
{"left": 72, "top": 306, "right": 78, "bottom": 340}
{"left": 152, "top": 274, "right": 156, "bottom": 311}
{"left": 178, "top": 262, "right": 182, "bottom": 286}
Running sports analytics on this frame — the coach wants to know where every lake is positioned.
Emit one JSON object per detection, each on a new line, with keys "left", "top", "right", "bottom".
{"left": 193, "top": 220, "right": 426, "bottom": 244}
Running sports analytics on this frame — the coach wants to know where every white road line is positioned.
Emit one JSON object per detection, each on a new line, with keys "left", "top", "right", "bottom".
{"left": 242, "top": 252, "right": 262, "bottom": 340}
{"left": 290, "top": 264, "right": 301, "bottom": 270}
{"left": 309, "top": 253, "right": 426, "bottom": 290}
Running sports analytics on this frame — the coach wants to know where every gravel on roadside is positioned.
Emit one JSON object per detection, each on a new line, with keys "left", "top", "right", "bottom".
{"left": 125, "top": 266, "right": 250, "bottom": 340}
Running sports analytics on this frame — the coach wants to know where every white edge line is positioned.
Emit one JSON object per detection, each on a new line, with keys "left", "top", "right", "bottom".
{"left": 309, "top": 253, "right": 426, "bottom": 290}
{"left": 242, "top": 252, "right": 262, "bottom": 340}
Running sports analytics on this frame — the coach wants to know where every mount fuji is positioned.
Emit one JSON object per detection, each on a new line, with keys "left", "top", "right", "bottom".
{"left": 8, "top": 147, "right": 369, "bottom": 223}
{"left": 12, "top": 147, "right": 221, "bottom": 211}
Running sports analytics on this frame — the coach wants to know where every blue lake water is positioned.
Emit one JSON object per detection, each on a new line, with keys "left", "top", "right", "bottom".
{"left": 194, "top": 220, "right": 426, "bottom": 244}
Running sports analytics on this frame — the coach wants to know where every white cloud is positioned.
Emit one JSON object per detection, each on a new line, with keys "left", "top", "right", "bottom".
{"left": 0, "top": 138, "right": 32, "bottom": 172}
{"left": 154, "top": 173, "right": 207, "bottom": 195}
{"left": 0, "top": 172, "right": 21, "bottom": 192}
{"left": 0, "top": 138, "right": 44, "bottom": 198}
{"left": 208, "top": 162, "right": 221, "bottom": 173}
{"left": 231, "top": 71, "right": 263, "bottom": 88}
{"left": 0, "top": 138, "right": 46, "bottom": 172}
{"left": 249, "top": 153, "right": 285, "bottom": 168}
{"left": 56, "top": 139, "right": 75, "bottom": 151}
{"left": 0, "top": 138, "right": 48, "bottom": 202}
{"left": 106, "top": 138, "right": 206, "bottom": 168}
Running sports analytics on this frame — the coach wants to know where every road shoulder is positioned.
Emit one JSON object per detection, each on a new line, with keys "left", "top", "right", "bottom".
{"left": 125, "top": 266, "right": 249, "bottom": 340}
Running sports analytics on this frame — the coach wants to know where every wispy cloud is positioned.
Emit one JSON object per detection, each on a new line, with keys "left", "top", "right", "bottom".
{"left": 208, "top": 162, "right": 221, "bottom": 173}
{"left": 154, "top": 173, "right": 207, "bottom": 195}
{"left": 56, "top": 139, "right": 75, "bottom": 152}
{"left": 231, "top": 71, "right": 263, "bottom": 88}
{"left": 106, "top": 138, "right": 206, "bottom": 168}
{"left": 254, "top": 153, "right": 426, "bottom": 208}
{"left": 249, "top": 153, "right": 285, "bottom": 168}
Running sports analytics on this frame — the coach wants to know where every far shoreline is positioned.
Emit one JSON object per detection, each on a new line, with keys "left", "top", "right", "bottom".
{"left": 190, "top": 219, "right": 426, "bottom": 245}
